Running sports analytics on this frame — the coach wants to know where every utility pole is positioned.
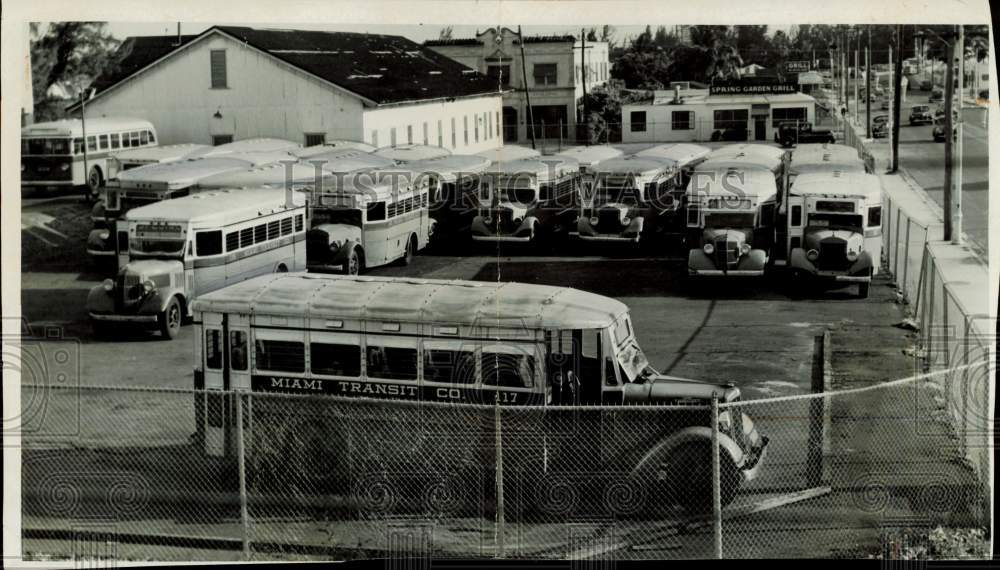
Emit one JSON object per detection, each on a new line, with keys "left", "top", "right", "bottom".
{"left": 854, "top": 48, "right": 860, "bottom": 123}
{"left": 79, "top": 90, "right": 90, "bottom": 198}
{"left": 866, "top": 44, "right": 871, "bottom": 138}
{"left": 518, "top": 25, "right": 536, "bottom": 150}
{"left": 888, "top": 43, "right": 894, "bottom": 168}
{"left": 890, "top": 25, "right": 903, "bottom": 173}
{"left": 943, "top": 34, "right": 955, "bottom": 241}
{"left": 951, "top": 25, "right": 964, "bottom": 244}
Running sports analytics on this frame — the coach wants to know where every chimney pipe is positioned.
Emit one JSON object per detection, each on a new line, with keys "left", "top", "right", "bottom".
{"left": 673, "top": 84, "right": 681, "bottom": 103}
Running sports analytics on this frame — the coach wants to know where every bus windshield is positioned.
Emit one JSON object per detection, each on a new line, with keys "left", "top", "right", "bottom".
{"left": 616, "top": 340, "right": 651, "bottom": 383}
{"left": 22, "top": 138, "right": 72, "bottom": 156}
{"left": 595, "top": 179, "right": 643, "bottom": 206}
{"left": 704, "top": 212, "right": 755, "bottom": 229}
{"left": 312, "top": 208, "right": 363, "bottom": 227}
{"left": 807, "top": 212, "right": 863, "bottom": 231}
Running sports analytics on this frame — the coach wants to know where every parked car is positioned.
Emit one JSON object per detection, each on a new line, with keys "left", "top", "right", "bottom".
{"left": 909, "top": 105, "right": 934, "bottom": 126}
{"left": 932, "top": 117, "right": 948, "bottom": 142}
{"left": 929, "top": 89, "right": 944, "bottom": 103}
{"left": 872, "top": 115, "right": 889, "bottom": 138}
{"left": 710, "top": 127, "right": 749, "bottom": 142}
{"left": 777, "top": 121, "right": 836, "bottom": 147}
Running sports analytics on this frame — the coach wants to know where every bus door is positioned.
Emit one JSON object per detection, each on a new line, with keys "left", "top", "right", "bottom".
{"left": 226, "top": 314, "right": 251, "bottom": 458}
{"left": 784, "top": 195, "right": 805, "bottom": 261}
{"left": 115, "top": 219, "right": 130, "bottom": 271}
{"left": 202, "top": 312, "right": 228, "bottom": 457}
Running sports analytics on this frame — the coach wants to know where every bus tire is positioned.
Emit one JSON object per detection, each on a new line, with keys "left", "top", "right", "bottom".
{"left": 158, "top": 296, "right": 183, "bottom": 340}
{"left": 669, "top": 441, "right": 739, "bottom": 514}
{"left": 401, "top": 234, "right": 417, "bottom": 266}
{"left": 343, "top": 247, "right": 362, "bottom": 276}
{"left": 86, "top": 166, "right": 103, "bottom": 202}
{"left": 858, "top": 282, "right": 870, "bottom": 299}
{"left": 91, "top": 319, "right": 112, "bottom": 340}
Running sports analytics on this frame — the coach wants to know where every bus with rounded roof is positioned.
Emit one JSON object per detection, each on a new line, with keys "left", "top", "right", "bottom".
{"left": 86, "top": 188, "right": 308, "bottom": 339}
{"left": 471, "top": 155, "right": 582, "bottom": 244}
{"left": 407, "top": 154, "right": 493, "bottom": 244}
{"left": 21, "top": 118, "right": 157, "bottom": 198}
{"left": 190, "top": 272, "right": 768, "bottom": 511}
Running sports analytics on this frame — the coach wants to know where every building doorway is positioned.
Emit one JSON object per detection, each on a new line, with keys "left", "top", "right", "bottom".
{"left": 530, "top": 105, "right": 569, "bottom": 140}
{"left": 502, "top": 106, "right": 518, "bottom": 143}
{"left": 754, "top": 118, "right": 767, "bottom": 141}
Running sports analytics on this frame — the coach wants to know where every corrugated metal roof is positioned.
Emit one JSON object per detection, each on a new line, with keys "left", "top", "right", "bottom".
{"left": 791, "top": 172, "right": 882, "bottom": 202}
{"left": 634, "top": 143, "right": 712, "bottom": 168}
{"left": 192, "top": 273, "right": 629, "bottom": 330}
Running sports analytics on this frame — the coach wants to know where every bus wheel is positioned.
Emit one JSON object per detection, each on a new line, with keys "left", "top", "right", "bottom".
{"left": 344, "top": 247, "right": 362, "bottom": 275}
{"left": 158, "top": 297, "right": 182, "bottom": 340}
{"left": 91, "top": 319, "right": 112, "bottom": 340}
{"left": 86, "top": 166, "right": 103, "bottom": 202}
{"left": 402, "top": 234, "right": 417, "bottom": 266}
{"left": 858, "top": 281, "right": 870, "bottom": 299}
{"left": 668, "top": 442, "right": 739, "bottom": 514}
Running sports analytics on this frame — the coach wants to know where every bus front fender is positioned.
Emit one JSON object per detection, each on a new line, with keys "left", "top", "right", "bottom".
{"left": 631, "top": 426, "right": 747, "bottom": 474}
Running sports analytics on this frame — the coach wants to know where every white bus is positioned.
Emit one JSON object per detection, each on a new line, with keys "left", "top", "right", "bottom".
{"left": 86, "top": 188, "right": 308, "bottom": 339}
{"left": 771, "top": 171, "right": 883, "bottom": 298}
{"left": 475, "top": 145, "right": 541, "bottom": 163}
{"left": 106, "top": 143, "right": 211, "bottom": 182}
{"left": 21, "top": 118, "right": 157, "bottom": 198}
{"left": 190, "top": 273, "right": 768, "bottom": 511}
{"left": 789, "top": 143, "right": 868, "bottom": 177}
{"left": 305, "top": 169, "right": 434, "bottom": 274}
{"left": 373, "top": 144, "right": 451, "bottom": 163}
{"left": 88, "top": 150, "right": 299, "bottom": 269}
{"left": 472, "top": 156, "right": 582, "bottom": 244}
{"left": 685, "top": 167, "right": 777, "bottom": 277}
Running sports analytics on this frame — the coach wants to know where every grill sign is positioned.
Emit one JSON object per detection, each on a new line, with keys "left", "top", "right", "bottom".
{"left": 710, "top": 82, "right": 798, "bottom": 95}
{"left": 784, "top": 60, "right": 811, "bottom": 73}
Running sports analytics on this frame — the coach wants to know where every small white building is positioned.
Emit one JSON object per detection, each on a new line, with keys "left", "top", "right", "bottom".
{"left": 622, "top": 84, "right": 817, "bottom": 144}
{"left": 68, "top": 26, "right": 505, "bottom": 154}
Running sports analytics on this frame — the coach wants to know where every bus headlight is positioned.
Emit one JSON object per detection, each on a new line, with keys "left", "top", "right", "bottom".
{"left": 97, "top": 229, "right": 110, "bottom": 241}
{"left": 483, "top": 216, "right": 493, "bottom": 226}
{"left": 60, "top": 163, "right": 71, "bottom": 171}
{"left": 740, "top": 243, "right": 751, "bottom": 255}
{"left": 513, "top": 217, "right": 523, "bottom": 226}
{"left": 806, "top": 249, "right": 819, "bottom": 261}
{"left": 102, "top": 279, "right": 114, "bottom": 292}
{"left": 847, "top": 249, "right": 859, "bottom": 262}
{"left": 703, "top": 243, "right": 715, "bottom": 255}
{"left": 589, "top": 215, "right": 599, "bottom": 226}
{"left": 622, "top": 216, "right": 631, "bottom": 226}
{"left": 142, "top": 280, "right": 155, "bottom": 294}
{"left": 329, "top": 241, "right": 341, "bottom": 253}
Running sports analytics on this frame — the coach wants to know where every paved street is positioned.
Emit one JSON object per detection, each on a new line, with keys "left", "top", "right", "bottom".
{"left": 848, "top": 88, "right": 989, "bottom": 256}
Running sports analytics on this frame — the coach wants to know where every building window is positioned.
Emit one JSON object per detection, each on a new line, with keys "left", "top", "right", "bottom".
{"left": 474, "top": 115, "right": 479, "bottom": 143}
{"left": 390, "top": 127, "right": 397, "bottom": 147}
{"left": 487, "top": 64, "right": 511, "bottom": 86}
{"left": 451, "top": 118, "right": 456, "bottom": 148}
{"left": 212, "top": 134, "right": 234, "bottom": 146}
{"left": 713, "top": 109, "right": 749, "bottom": 131}
{"left": 422, "top": 122, "right": 429, "bottom": 145}
{"left": 533, "top": 63, "right": 558, "bottom": 86}
{"left": 210, "top": 49, "right": 227, "bottom": 89}
{"left": 630, "top": 111, "right": 647, "bottom": 133}
{"left": 463, "top": 116, "right": 469, "bottom": 145}
{"left": 772, "top": 107, "right": 807, "bottom": 128}
{"left": 407, "top": 125, "right": 413, "bottom": 145}
{"left": 371, "top": 130, "right": 378, "bottom": 147}
{"left": 305, "top": 133, "right": 326, "bottom": 147}
{"left": 671, "top": 111, "right": 694, "bottom": 130}
{"left": 437, "top": 120, "right": 443, "bottom": 147}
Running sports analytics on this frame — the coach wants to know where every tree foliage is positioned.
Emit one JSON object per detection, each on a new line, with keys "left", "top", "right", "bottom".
{"left": 30, "top": 22, "right": 120, "bottom": 121}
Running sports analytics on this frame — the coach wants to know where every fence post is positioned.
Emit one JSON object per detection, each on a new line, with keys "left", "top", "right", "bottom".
{"left": 235, "top": 391, "right": 250, "bottom": 560}
{"left": 892, "top": 208, "right": 902, "bottom": 283}
{"left": 807, "top": 331, "right": 832, "bottom": 487}
{"left": 494, "top": 401, "right": 505, "bottom": 559}
{"left": 710, "top": 394, "right": 723, "bottom": 559}
{"left": 901, "top": 218, "right": 912, "bottom": 298}
{"left": 558, "top": 120, "right": 563, "bottom": 152}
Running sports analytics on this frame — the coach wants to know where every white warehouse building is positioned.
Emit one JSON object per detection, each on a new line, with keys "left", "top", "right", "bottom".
{"left": 69, "top": 26, "right": 506, "bottom": 153}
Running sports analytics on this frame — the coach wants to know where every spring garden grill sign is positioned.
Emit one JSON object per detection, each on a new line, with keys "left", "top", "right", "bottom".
{"left": 710, "top": 82, "right": 799, "bottom": 95}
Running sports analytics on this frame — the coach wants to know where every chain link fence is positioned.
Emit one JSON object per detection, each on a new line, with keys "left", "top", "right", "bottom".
{"left": 19, "top": 358, "right": 991, "bottom": 561}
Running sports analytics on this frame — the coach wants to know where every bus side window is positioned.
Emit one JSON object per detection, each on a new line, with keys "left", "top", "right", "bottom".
{"left": 254, "top": 223, "right": 267, "bottom": 243}
{"left": 367, "top": 202, "right": 386, "bottom": 222}
{"left": 604, "top": 357, "right": 619, "bottom": 387}
{"left": 230, "top": 331, "right": 248, "bottom": 371}
{"left": 239, "top": 227, "right": 254, "bottom": 248}
{"left": 255, "top": 339, "right": 305, "bottom": 373}
{"left": 867, "top": 206, "right": 882, "bottom": 227}
{"left": 196, "top": 230, "right": 223, "bottom": 256}
{"left": 226, "top": 231, "right": 240, "bottom": 252}
{"left": 87, "top": 136, "right": 97, "bottom": 152}
{"left": 295, "top": 214, "right": 304, "bottom": 232}
{"left": 73, "top": 138, "right": 84, "bottom": 154}
{"left": 482, "top": 350, "right": 535, "bottom": 388}
{"left": 311, "top": 341, "right": 361, "bottom": 377}
{"left": 147, "top": 130, "right": 156, "bottom": 144}
{"left": 791, "top": 205, "right": 802, "bottom": 227}
{"left": 366, "top": 344, "right": 417, "bottom": 381}
{"left": 140, "top": 131, "right": 149, "bottom": 145}
{"left": 206, "top": 329, "right": 223, "bottom": 369}
{"left": 281, "top": 217, "right": 293, "bottom": 236}
{"left": 99, "top": 135, "right": 109, "bottom": 150}
{"left": 424, "top": 346, "right": 476, "bottom": 383}
{"left": 110, "top": 133, "right": 120, "bottom": 149}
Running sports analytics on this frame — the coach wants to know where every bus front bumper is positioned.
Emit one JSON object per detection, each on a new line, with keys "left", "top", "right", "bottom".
{"left": 574, "top": 233, "right": 640, "bottom": 243}
{"left": 471, "top": 234, "right": 532, "bottom": 243}
{"left": 689, "top": 269, "right": 766, "bottom": 277}
{"left": 89, "top": 312, "right": 158, "bottom": 323}
{"left": 790, "top": 249, "right": 873, "bottom": 282}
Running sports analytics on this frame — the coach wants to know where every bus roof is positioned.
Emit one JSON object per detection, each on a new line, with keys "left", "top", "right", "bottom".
{"left": 486, "top": 156, "right": 580, "bottom": 181}
{"left": 373, "top": 144, "right": 452, "bottom": 162}
{"left": 707, "top": 144, "right": 787, "bottom": 162}
{"left": 791, "top": 143, "right": 862, "bottom": 168}
{"left": 116, "top": 151, "right": 296, "bottom": 190}
{"left": 553, "top": 145, "right": 625, "bottom": 168}
{"left": 790, "top": 171, "right": 882, "bottom": 201}
{"left": 305, "top": 151, "right": 396, "bottom": 173}
{"left": 696, "top": 155, "right": 781, "bottom": 174}
{"left": 634, "top": 143, "right": 712, "bottom": 168}
{"left": 685, "top": 167, "right": 778, "bottom": 199}
{"left": 196, "top": 161, "right": 327, "bottom": 189}
{"left": 22, "top": 118, "right": 154, "bottom": 137}
{"left": 292, "top": 140, "right": 376, "bottom": 157}
{"left": 307, "top": 168, "right": 428, "bottom": 203}
{"left": 111, "top": 143, "right": 210, "bottom": 163}
{"left": 408, "top": 155, "right": 492, "bottom": 182}
{"left": 189, "top": 138, "right": 300, "bottom": 158}
{"left": 125, "top": 188, "right": 306, "bottom": 225}
{"left": 475, "top": 145, "right": 541, "bottom": 163}
{"left": 593, "top": 156, "right": 671, "bottom": 177}
{"left": 192, "top": 272, "right": 630, "bottom": 330}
